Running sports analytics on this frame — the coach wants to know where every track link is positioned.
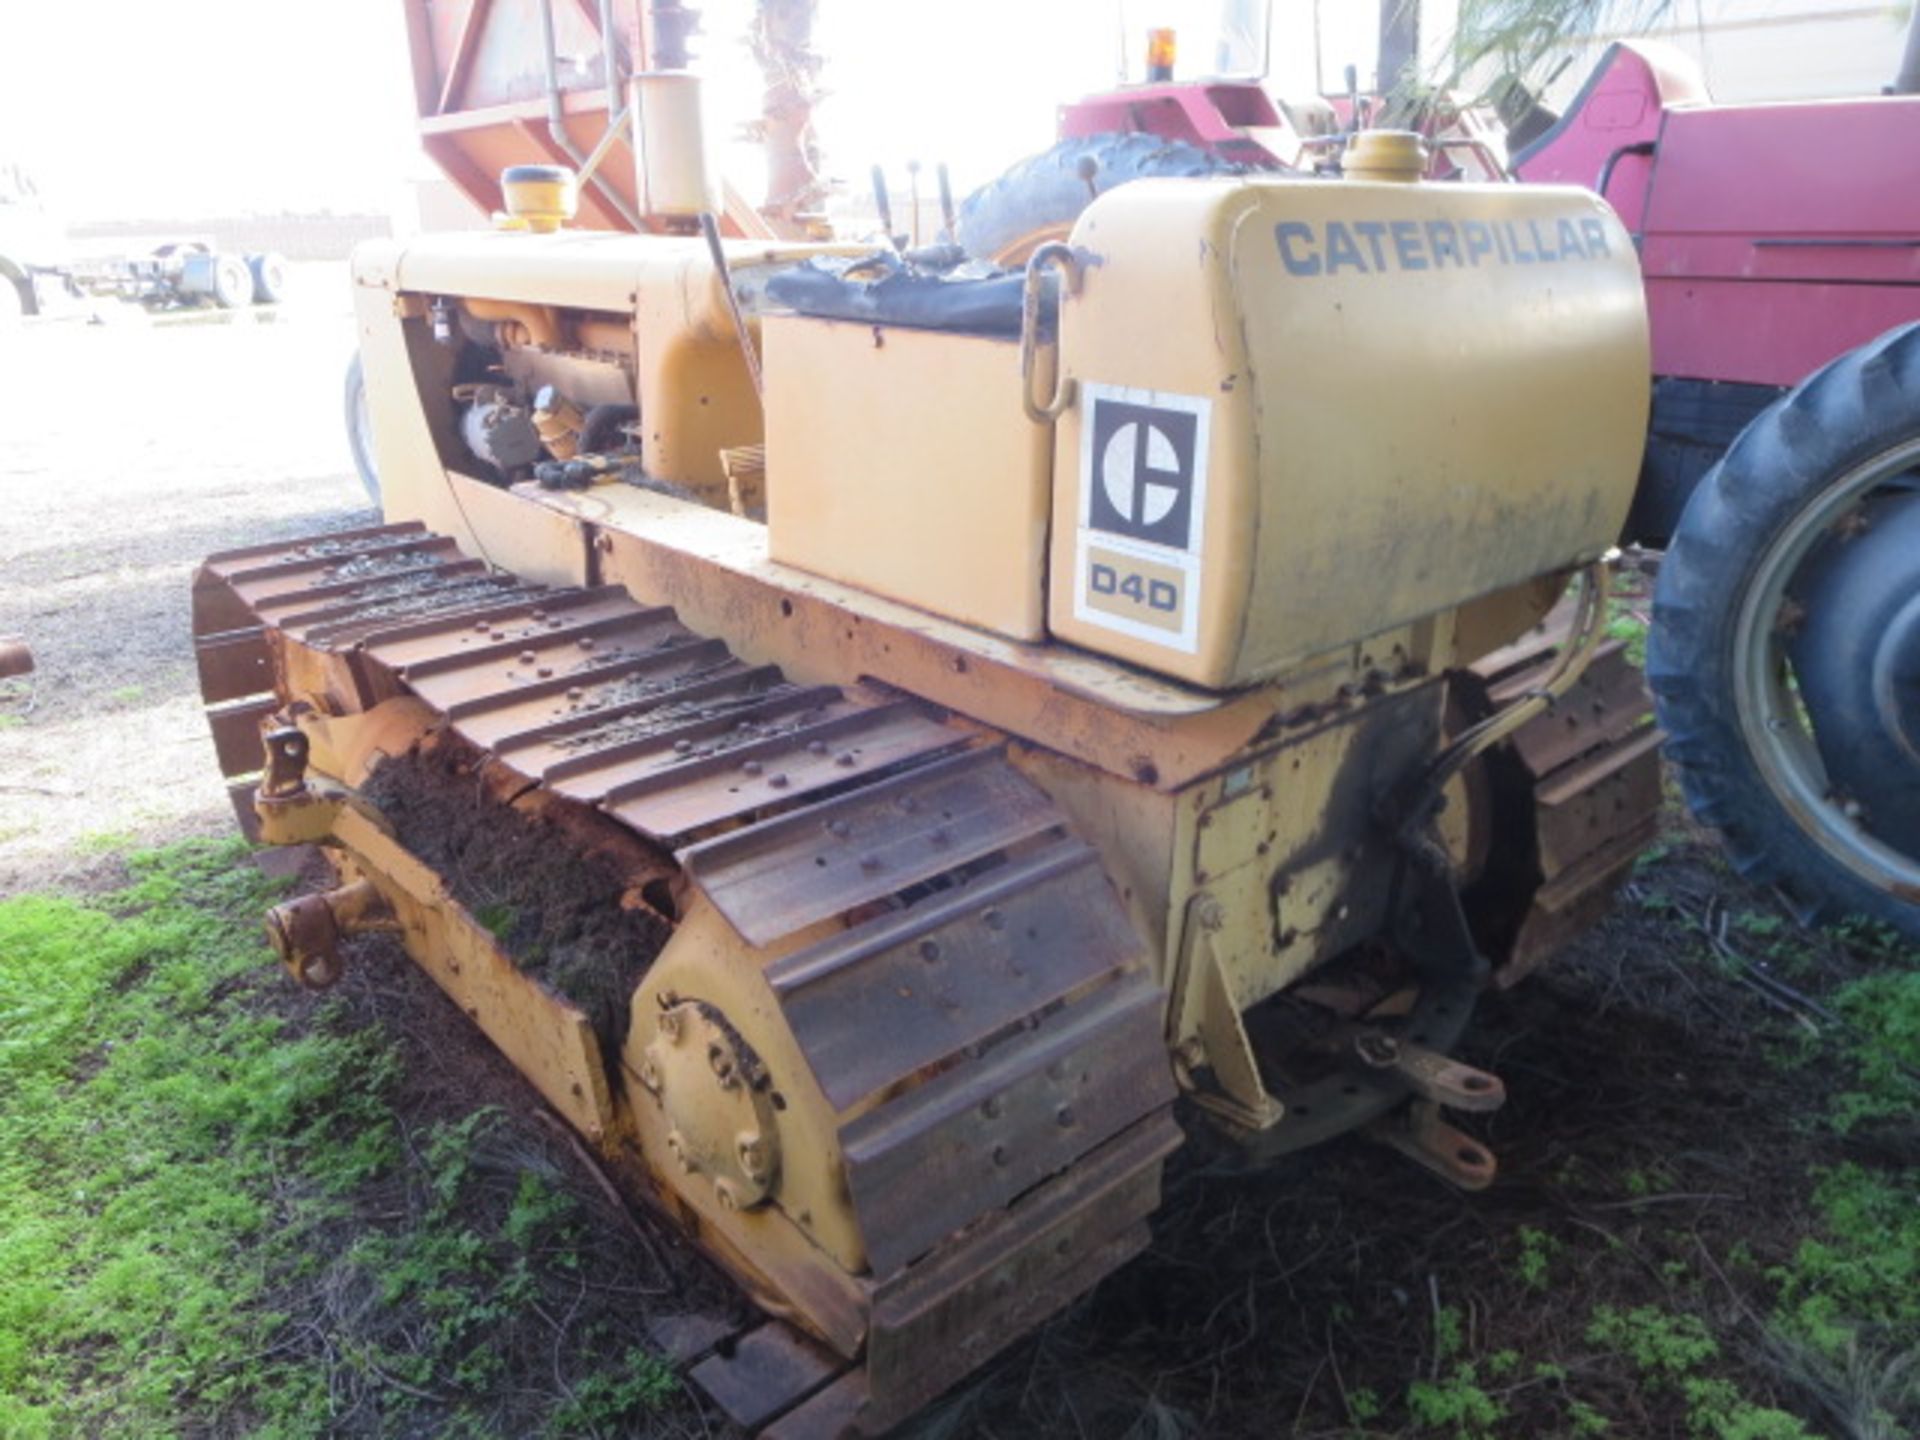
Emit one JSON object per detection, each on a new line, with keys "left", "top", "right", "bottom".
{"left": 1466, "top": 602, "right": 1664, "bottom": 982}
{"left": 192, "top": 524, "right": 1178, "bottom": 1436}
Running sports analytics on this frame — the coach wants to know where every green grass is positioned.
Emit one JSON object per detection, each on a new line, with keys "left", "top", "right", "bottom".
{"left": 3, "top": 828, "right": 1914, "bottom": 1438}
{"left": 1606, "top": 579, "right": 1651, "bottom": 667}
{"left": 1827, "top": 970, "right": 1920, "bottom": 1132}
{"left": 0, "top": 840, "right": 354, "bottom": 1437}
{"left": 1586, "top": 1306, "right": 1818, "bottom": 1439}
{"left": 0, "top": 839, "right": 681, "bottom": 1438}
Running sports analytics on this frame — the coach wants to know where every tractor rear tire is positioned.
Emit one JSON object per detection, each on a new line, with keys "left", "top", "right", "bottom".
{"left": 953, "top": 132, "right": 1243, "bottom": 266}
{"left": 1648, "top": 322, "right": 1920, "bottom": 939}
{"left": 344, "top": 354, "right": 381, "bottom": 508}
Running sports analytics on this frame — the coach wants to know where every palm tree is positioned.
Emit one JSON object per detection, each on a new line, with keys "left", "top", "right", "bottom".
{"left": 750, "top": 0, "right": 826, "bottom": 234}
{"left": 1453, "top": 0, "right": 1671, "bottom": 84}
{"left": 1384, "top": 0, "right": 1673, "bottom": 113}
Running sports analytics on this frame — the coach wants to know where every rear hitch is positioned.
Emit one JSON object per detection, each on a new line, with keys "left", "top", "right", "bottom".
{"left": 265, "top": 879, "right": 398, "bottom": 990}
{"left": 1354, "top": 1034, "right": 1505, "bottom": 1112}
{"left": 1367, "top": 1100, "right": 1499, "bottom": 1190}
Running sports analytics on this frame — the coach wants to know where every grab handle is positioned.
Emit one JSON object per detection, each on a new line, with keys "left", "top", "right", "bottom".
{"left": 1020, "top": 242, "right": 1084, "bottom": 425}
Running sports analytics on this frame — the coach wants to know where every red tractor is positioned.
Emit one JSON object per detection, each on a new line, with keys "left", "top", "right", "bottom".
{"left": 952, "top": 19, "right": 1920, "bottom": 942}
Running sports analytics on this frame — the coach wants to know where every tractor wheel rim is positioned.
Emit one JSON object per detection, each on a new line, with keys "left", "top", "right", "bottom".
{"left": 1732, "top": 437, "right": 1920, "bottom": 899}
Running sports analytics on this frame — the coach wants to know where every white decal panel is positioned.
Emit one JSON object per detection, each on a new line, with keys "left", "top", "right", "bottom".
{"left": 1073, "top": 383, "right": 1211, "bottom": 654}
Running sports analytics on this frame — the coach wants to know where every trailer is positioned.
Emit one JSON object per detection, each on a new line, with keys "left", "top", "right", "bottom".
{"left": 0, "top": 164, "right": 285, "bottom": 320}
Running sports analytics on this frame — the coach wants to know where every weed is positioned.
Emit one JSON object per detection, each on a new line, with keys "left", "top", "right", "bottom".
{"left": 1827, "top": 972, "right": 1920, "bottom": 1131}
{"left": 1732, "top": 910, "right": 1786, "bottom": 940}
{"left": 473, "top": 901, "right": 518, "bottom": 940}
{"left": 1621, "top": 1165, "right": 1670, "bottom": 1198}
{"left": 1587, "top": 1306, "right": 1817, "bottom": 1439}
{"left": 70, "top": 829, "right": 135, "bottom": 854}
{"left": 1569, "top": 1399, "right": 1610, "bottom": 1434}
{"left": 1588, "top": 1305, "right": 1718, "bottom": 1376}
{"left": 1773, "top": 1165, "right": 1920, "bottom": 1360}
{"left": 1513, "top": 1225, "right": 1559, "bottom": 1291}
{"left": 1831, "top": 915, "right": 1909, "bottom": 964}
{"left": 1407, "top": 1365, "right": 1504, "bottom": 1439}
{"left": 1344, "top": 1385, "right": 1383, "bottom": 1423}
{"left": 1606, "top": 600, "right": 1649, "bottom": 667}
{"left": 551, "top": 1348, "right": 679, "bottom": 1433}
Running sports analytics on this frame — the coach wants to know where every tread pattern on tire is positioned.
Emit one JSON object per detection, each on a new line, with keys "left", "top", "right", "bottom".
{"left": 343, "top": 355, "right": 381, "bottom": 507}
{"left": 1648, "top": 320, "right": 1920, "bottom": 938}
{"left": 953, "top": 131, "right": 1243, "bottom": 262}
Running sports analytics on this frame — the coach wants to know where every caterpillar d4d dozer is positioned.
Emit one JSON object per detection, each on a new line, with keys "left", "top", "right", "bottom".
{"left": 193, "top": 128, "right": 1661, "bottom": 1435}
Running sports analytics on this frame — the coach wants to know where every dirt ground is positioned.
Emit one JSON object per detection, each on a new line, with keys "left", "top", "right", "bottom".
{"left": 0, "top": 264, "right": 374, "bottom": 891}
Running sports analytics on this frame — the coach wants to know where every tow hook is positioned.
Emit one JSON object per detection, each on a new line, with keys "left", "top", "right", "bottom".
{"left": 265, "top": 879, "right": 398, "bottom": 990}
{"left": 1357, "top": 1034, "right": 1505, "bottom": 1189}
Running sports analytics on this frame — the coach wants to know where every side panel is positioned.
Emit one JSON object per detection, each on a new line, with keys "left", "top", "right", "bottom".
{"left": 1638, "top": 98, "right": 1920, "bottom": 386}
{"left": 1048, "top": 177, "right": 1649, "bottom": 689}
{"left": 1645, "top": 276, "right": 1920, "bottom": 391}
{"left": 764, "top": 319, "right": 1051, "bottom": 640}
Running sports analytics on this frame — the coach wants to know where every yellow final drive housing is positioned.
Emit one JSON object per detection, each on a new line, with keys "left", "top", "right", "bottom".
{"left": 1048, "top": 175, "right": 1650, "bottom": 689}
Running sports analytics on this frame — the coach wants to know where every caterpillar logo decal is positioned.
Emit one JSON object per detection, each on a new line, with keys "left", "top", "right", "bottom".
{"left": 1074, "top": 384, "right": 1210, "bottom": 654}
{"left": 1274, "top": 213, "right": 1613, "bottom": 277}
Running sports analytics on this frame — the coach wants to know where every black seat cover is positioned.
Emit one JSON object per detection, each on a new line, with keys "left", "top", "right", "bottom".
{"left": 764, "top": 250, "right": 1031, "bottom": 338}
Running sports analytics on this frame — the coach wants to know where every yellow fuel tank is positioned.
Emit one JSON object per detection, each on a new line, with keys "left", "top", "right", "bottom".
{"left": 1048, "top": 175, "right": 1649, "bottom": 689}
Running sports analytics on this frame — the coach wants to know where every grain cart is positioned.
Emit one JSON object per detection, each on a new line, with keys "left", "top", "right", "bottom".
{"left": 960, "top": 11, "right": 1920, "bottom": 944}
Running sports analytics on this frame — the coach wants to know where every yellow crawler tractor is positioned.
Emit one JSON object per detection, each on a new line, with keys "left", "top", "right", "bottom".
{"left": 193, "top": 101, "right": 1660, "bottom": 1433}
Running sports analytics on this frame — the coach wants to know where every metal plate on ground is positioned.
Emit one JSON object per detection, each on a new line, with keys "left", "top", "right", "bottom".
{"left": 205, "top": 696, "right": 276, "bottom": 777}
{"left": 759, "top": 1369, "right": 872, "bottom": 1440}
{"left": 686, "top": 1323, "right": 845, "bottom": 1432}
{"left": 647, "top": 1310, "right": 746, "bottom": 1366}
{"left": 245, "top": 540, "right": 469, "bottom": 613}
{"left": 255, "top": 557, "right": 486, "bottom": 630}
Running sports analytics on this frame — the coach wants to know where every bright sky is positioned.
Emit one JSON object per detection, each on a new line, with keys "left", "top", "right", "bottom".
{"left": 0, "top": 0, "right": 421, "bottom": 221}
{"left": 4, "top": 1, "right": 1898, "bottom": 226}
{"left": 0, "top": 0, "right": 1382, "bottom": 224}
